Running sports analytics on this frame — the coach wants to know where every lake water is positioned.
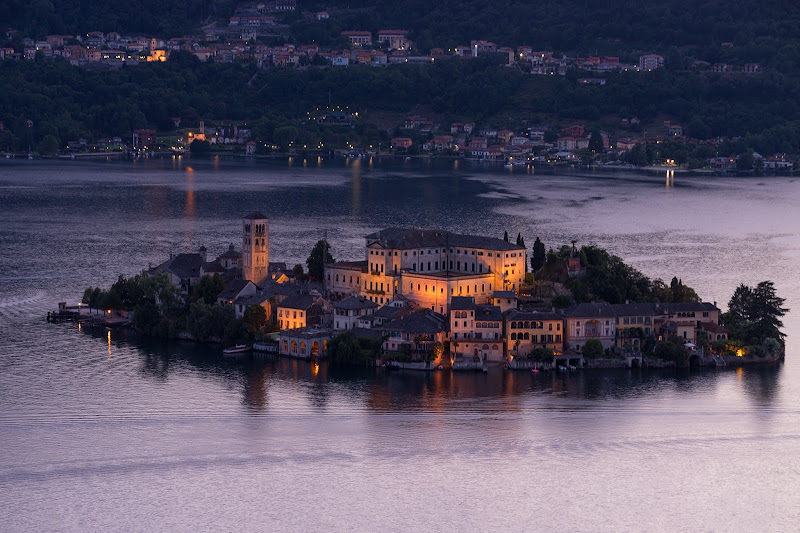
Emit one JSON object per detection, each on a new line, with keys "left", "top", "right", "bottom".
{"left": 1, "top": 157, "right": 799, "bottom": 532}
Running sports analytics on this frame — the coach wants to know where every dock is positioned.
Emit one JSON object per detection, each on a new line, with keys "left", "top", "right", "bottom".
{"left": 47, "top": 302, "right": 130, "bottom": 327}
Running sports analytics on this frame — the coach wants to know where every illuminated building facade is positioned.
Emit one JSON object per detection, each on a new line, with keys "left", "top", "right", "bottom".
{"left": 242, "top": 212, "right": 269, "bottom": 284}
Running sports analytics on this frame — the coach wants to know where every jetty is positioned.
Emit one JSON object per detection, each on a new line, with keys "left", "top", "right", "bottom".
{"left": 47, "top": 302, "right": 130, "bottom": 327}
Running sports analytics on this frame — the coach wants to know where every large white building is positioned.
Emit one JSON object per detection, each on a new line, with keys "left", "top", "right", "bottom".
{"left": 326, "top": 228, "right": 526, "bottom": 315}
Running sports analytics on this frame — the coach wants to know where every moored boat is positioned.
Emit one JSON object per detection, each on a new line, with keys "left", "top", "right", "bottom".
{"left": 222, "top": 344, "right": 251, "bottom": 355}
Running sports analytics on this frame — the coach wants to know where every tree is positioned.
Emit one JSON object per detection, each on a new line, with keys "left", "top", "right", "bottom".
{"left": 516, "top": 233, "right": 525, "bottom": 247}
{"left": 328, "top": 331, "right": 362, "bottom": 365}
{"left": 551, "top": 294, "right": 571, "bottom": 308}
{"left": 736, "top": 151, "right": 754, "bottom": 171}
{"left": 306, "top": 239, "right": 334, "bottom": 280}
{"left": 273, "top": 125, "right": 298, "bottom": 149}
{"left": 531, "top": 236, "right": 546, "bottom": 271}
{"left": 36, "top": 134, "right": 59, "bottom": 156}
{"left": 582, "top": 338, "right": 604, "bottom": 358}
{"left": 189, "top": 139, "right": 210, "bottom": 153}
{"left": 132, "top": 300, "right": 161, "bottom": 335}
{"left": 654, "top": 340, "right": 690, "bottom": 366}
{"left": 724, "top": 281, "right": 787, "bottom": 345}
{"left": 531, "top": 347, "right": 554, "bottom": 362}
{"left": 431, "top": 341, "right": 444, "bottom": 362}
{"left": 589, "top": 130, "right": 604, "bottom": 153}
{"left": 191, "top": 273, "right": 226, "bottom": 305}
{"left": 503, "top": 230, "right": 509, "bottom": 242}
{"left": 292, "top": 264, "right": 305, "bottom": 279}
{"left": 243, "top": 304, "right": 267, "bottom": 335}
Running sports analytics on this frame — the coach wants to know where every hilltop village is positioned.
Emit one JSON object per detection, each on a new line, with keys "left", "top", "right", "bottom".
{"left": 121, "top": 212, "right": 755, "bottom": 370}
{"left": 3, "top": 9, "right": 796, "bottom": 170}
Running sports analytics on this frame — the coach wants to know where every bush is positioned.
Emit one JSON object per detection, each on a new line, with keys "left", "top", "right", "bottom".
{"left": 551, "top": 295, "right": 571, "bottom": 308}
{"left": 582, "top": 338, "right": 604, "bottom": 358}
{"left": 531, "top": 347, "right": 554, "bottom": 361}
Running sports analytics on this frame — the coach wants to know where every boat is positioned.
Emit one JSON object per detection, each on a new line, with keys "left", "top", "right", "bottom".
{"left": 222, "top": 344, "right": 251, "bottom": 355}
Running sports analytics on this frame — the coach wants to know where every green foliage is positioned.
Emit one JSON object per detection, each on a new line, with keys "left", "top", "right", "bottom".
{"left": 722, "top": 281, "right": 787, "bottom": 346}
{"left": 539, "top": 251, "right": 568, "bottom": 283}
{"left": 189, "top": 139, "right": 210, "bottom": 154}
{"left": 222, "top": 318, "right": 250, "bottom": 347}
{"left": 306, "top": 239, "right": 334, "bottom": 280}
{"left": 551, "top": 294, "right": 571, "bottom": 309}
{"left": 531, "top": 237, "right": 546, "bottom": 272}
{"left": 186, "top": 300, "right": 237, "bottom": 342}
{"left": 243, "top": 305, "right": 267, "bottom": 335}
{"left": 582, "top": 338, "right": 604, "bottom": 358}
{"left": 191, "top": 273, "right": 226, "bottom": 305}
{"left": 131, "top": 300, "right": 161, "bottom": 336}
{"left": 736, "top": 151, "right": 754, "bottom": 171}
{"left": 531, "top": 347, "right": 554, "bottom": 362}
{"left": 292, "top": 264, "right": 305, "bottom": 279}
{"left": 588, "top": 130, "right": 604, "bottom": 153}
{"left": 82, "top": 271, "right": 182, "bottom": 316}
{"left": 3, "top": 52, "right": 800, "bottom": 155}
{"left": 538, "top": 243, "right": 700, "bottom": 305}
{"left": 2, "top": 0, "right": 234, "bottom": 38}
{"left": 328, "top": 332, "right": 382, "bottom": 365}
{"left": 36, "top": 134, "right": 60, "bottom": 156}
{"left": 654, "top": 340, "right": 690, "bottom": 365}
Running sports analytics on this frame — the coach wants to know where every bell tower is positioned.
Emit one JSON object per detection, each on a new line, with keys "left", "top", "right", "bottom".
{"left": 242, "top": 212, "right": 269, "bottom": 283}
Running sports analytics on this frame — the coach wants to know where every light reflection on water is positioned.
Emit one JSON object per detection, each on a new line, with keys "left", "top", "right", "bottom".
{"left": 0, "top": 158, "right": 799, "bottom": 532}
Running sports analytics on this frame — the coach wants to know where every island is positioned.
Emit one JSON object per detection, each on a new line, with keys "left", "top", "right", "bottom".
{"left": 53, "top": 212, "right": 788, "bottom": 371}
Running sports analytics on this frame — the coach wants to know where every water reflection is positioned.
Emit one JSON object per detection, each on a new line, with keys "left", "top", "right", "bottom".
{"left": 349, "top": 157, "right": 361, "bottom": 216}
{"left": 79, "top": 326, "right": 783, "bottom": 413}
{"left": 183, "top": 166, "right": 196, "bottom": 248}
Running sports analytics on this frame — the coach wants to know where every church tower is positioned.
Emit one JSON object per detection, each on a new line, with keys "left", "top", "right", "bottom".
{"left": 242, "top": 212, "right": 269, "bottom": 283}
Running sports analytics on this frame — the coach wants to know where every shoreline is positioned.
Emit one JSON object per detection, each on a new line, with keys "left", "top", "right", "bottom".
{"left": 5, "top": 152, "right": 795, "bottom": 177}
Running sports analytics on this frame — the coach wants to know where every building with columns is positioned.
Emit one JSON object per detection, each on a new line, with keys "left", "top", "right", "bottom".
{"left": 242, "top": 212, "right": 269, "bottom": 284}
{"left": 326, "top": 227, "right": 526, "bottom": 315}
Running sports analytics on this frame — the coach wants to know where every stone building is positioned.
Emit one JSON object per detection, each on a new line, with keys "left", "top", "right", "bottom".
{"left": 326, "top": 227, "right": 526, "bottom": 315}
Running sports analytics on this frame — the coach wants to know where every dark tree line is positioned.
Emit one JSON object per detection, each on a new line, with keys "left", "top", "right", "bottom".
{"left": 2, "top": 49, "right": 800, "bottom": 156}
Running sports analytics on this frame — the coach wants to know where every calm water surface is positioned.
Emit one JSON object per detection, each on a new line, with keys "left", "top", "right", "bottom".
{"left": 1, "top": 158, "right": 799, "bottom": 532}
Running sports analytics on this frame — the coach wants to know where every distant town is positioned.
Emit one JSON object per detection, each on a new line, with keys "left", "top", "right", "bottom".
{"left": 2, "top": 1, "right": 794, "bottom": 171}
